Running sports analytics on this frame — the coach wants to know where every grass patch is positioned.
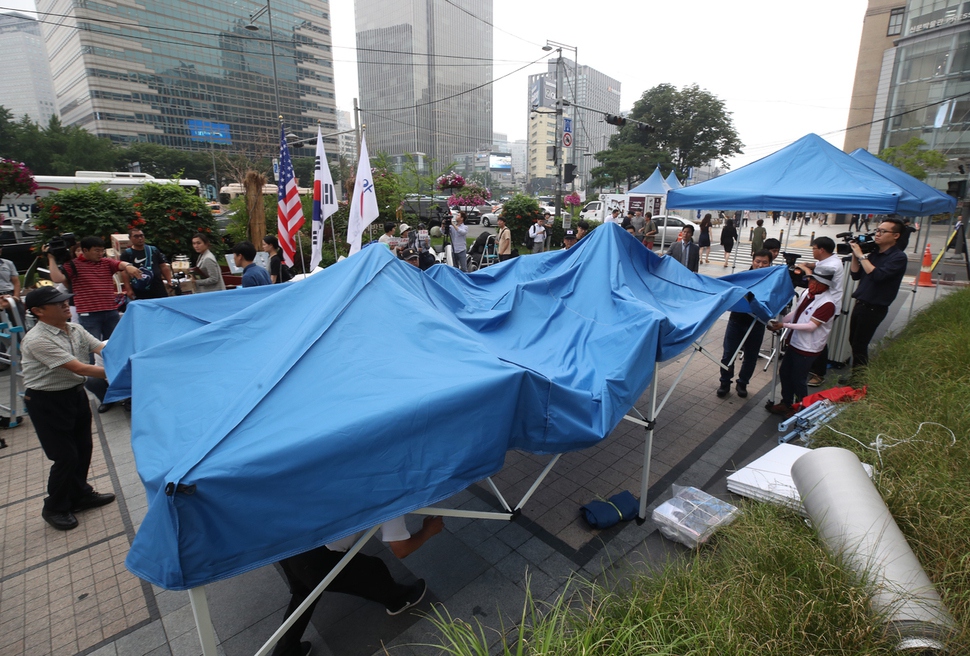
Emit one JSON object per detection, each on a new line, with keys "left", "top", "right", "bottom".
{"left": 424, "top": 288, "right": 970, "bottom": 654}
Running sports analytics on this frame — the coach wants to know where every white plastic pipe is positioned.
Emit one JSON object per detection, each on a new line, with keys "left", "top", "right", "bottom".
{"left": 791, "top": 447, "right": 955, "bottom": 649}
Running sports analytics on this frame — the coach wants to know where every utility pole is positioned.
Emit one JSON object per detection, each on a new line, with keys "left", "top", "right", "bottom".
{"left": 554, "top": 50, "right": 564, "bottom": 220}
{"left": 353, "top": 97, "right": 361, "bottom": 159}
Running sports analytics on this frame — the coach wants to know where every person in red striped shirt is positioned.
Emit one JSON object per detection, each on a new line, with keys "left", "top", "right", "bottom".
{"left": 47, "top": 236, "right": 143, "bottom": 343}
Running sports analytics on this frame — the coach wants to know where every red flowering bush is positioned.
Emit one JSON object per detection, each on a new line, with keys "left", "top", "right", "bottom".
{"left": 0, "top": 158, "right": 38, "bottom": 198}
{"left": 130, "top": 183, "right": 215, "bottom": 257}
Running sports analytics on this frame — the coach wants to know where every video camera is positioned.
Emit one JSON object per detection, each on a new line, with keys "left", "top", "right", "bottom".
{"left": 780, "top": 251, "right": 809, "bottom": 288}
{"left": 835, "top": 231, "right": 877, "bottom": 256}
{"left": 46, "top": 233, "right": 76, "bottom": 264}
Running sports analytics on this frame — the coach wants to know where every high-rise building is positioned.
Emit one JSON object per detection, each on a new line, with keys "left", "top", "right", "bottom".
{"left": 355, "top": 0, "right": 493, "bottom": 168}
{"left": 527, "top": 58, "right": 621, "bottom": 189}
{"left": 35, "top": 0, "right": 337, "bottom": 157}
{"left": 843, "top": 0, "right": 906, "bottom": 153}
{"left": 0, "top": 13, "right": 58, "bottom": 124}
{"left": 845, "top": 1, "right": 969, "bottom": 192}
{"left": 526, "top": 100, "right": 559, "bottom": 190}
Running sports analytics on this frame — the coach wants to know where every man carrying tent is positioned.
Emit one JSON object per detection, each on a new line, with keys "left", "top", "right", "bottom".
{"left": 272, "top": 515, "right": 443, "bottom": 656}
{"left": 716, "top": 249, "right": 774, "bottom": 399}
{"left": 766, "top": 267, "right": 839, "bottom": 417}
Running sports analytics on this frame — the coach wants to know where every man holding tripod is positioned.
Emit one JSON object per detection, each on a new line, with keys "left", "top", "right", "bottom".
{"left": 847, "top": 217, "right": 908, "bottom": 376}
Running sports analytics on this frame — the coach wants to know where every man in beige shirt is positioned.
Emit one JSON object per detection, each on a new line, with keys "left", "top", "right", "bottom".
{"left": 21, "top": 287, "right": 116, "bottom": 531}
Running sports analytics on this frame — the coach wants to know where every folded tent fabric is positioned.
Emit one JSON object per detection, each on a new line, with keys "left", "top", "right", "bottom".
{"left": 107, "top": 224, "right": 794, "bottom": 590}
{"left": 581, "top": 490, "right": 640, "bottom": 529}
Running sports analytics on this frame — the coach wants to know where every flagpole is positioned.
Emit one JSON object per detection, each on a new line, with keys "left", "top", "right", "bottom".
{"left": 297, "top": 231, "right": 306, "bottom": 275}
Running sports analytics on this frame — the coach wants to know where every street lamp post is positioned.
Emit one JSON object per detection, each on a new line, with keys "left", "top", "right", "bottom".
{"left": 543, "top": 40, "right": 578, "bottom": 219}
{"left": 245, "top": 1, "right": 283, "bottom": 122}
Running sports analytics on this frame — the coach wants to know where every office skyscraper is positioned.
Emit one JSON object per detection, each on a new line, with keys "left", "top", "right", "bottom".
{"left": 355, "top": 0, "right": 493, "bottom": 168}
{"left": 0, "top": 13, "right": 58, "bottom": 124}
{"left": 527, "top": 58, "right": 620, "bottom": 189}
{"left": 35, "top": 0, "right": 337, "bottom": 157}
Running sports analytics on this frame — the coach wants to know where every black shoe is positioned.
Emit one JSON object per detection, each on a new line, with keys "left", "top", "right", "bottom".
{"left": 736, "top": 382, "right": 748, "bottom": 398}
{"left": 716, "top": 383, "right": 730, "bottom": 398}
{"left": 42, "top": 509, "right": 78, "bottom": 530}
{"left": 73, "top": 492, "right": 116, "bottom": 512}
{"left": 386, "top": 579, "right": 427, "bottom": 616}
{"left": 97, "top": 402, "right": 114, "bottom": 413}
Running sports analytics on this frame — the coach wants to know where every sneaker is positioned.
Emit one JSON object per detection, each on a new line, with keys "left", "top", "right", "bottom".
{"left": 736, "top": 382, "right": 748, "bottom": 398}
{"left": 807, "top": 373, "right": 824, "bottom": 387}
{"left": 716, "top": 383, "right": 730, "bottom": 398}
{"left": 386, "top": 579, "right": 427, "bottom": 616}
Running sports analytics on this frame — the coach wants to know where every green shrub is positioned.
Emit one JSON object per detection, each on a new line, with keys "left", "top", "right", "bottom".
{"left": 130, "top": 183, "right": 215, "bottom": 258}
{"left": 499, "top": 194, "right": 543, "bottom": 249}
{"left": 34, "top": 185, "right": 134, "bottom": 244}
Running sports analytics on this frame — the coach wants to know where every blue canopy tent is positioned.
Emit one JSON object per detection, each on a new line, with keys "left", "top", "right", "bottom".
{"left": 106, "top": 224, "right": 793, "bottom": 654}
{"left": 848, "top": 148, "right": 956, "bottom": 216}
{"left": 667, "top": 134, "right": 907, "bottom": 214}
{"left": 629, "top": 166, "right": 671, "bottom": 195}
{"left": 664, "top": 170, "right": 683, "bottom": 190}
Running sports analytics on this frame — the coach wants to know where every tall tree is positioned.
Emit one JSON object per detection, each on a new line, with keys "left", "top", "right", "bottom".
{"left": 878, "top": 137, "right": 947, "bottom": 181}
{"left": 596, "top": 83, "right": 743, "bottom": 185}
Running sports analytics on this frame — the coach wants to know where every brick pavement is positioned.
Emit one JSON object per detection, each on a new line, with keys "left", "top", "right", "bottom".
{"left": 0, "top": 227, "right": 959, "bottom": 656}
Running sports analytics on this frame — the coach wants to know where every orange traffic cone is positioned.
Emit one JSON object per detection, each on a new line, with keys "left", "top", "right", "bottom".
{"left": 914, "top": 243, "right": 936, "bottom": 287}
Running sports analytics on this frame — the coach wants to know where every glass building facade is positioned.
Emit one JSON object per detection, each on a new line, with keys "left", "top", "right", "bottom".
{"left": 36, "top": 0, "right": 337, "bottom": 157}
{"left": 881, "top": 0, "right": 970, "bottom": 189}
{"left": 0, "top": 13, "right": 59, "bottom": 124}
{"left": 355, "top": 0, "right": 493, "bottom": 167}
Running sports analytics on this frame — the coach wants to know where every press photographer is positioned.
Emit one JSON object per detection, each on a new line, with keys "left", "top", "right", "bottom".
{"left": 847, "top": 217, "right": 908, "bottom": 376}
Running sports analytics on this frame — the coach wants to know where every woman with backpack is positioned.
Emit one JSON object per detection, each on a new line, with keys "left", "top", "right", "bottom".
{"left": 263, "top": 235, "right": 293, "bottom": 283}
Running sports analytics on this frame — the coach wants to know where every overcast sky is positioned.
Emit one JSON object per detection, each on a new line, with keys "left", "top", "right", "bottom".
{"left": 5, "top": 0, "right": 870, "bottom": 169}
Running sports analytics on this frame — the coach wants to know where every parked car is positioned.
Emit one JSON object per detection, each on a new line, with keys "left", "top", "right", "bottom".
{"left": 650, "top": 215, "right": 700, "bottom": 249}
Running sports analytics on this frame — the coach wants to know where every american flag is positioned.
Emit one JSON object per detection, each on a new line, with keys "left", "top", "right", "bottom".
{"left": 277, "top": 124, "right": 305, "bottom": 267}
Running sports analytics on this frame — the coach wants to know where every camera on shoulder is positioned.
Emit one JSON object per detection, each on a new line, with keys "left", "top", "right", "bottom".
{"left": 46, "top": 233, "right": 77, "bottom": 264}
{"left": 835, "top": 231, "right": 877, "bottom": 256}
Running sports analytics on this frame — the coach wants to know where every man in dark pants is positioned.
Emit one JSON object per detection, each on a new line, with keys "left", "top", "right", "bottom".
{"left": 272, "top": 515, "right": 443, "bottom": 656}
{"left": 847, "top": 218, "right": 908, "bottom": 376}
{"left": 121, "top": 228, "right": 172, "bottom": 300}
{"left": 21, "top": 288, "right": 116, "bottom": 530}
{"left": 716, "top": 249, "right": 773, "bottom": 399}
{"left": 801, "top": 237, "right": 844, "bottom": 387}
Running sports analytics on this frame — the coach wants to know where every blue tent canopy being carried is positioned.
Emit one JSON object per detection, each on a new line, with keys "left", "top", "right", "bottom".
{"left": 107, "top": 224, "right": 793, "bottom": 591}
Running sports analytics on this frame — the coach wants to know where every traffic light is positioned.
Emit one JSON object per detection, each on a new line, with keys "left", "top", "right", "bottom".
{"left": 604, "top": 114, "right": 627, "bottom": 128}
{"left": 547, "top": 145, "right": 557, "bottom": 162}
{"left": 635, "top": 122, "right": 655, "bottom": 134}
{"left": 563, "top": 163, "right": 577, "bottom": 183}
{"left": 947, "top": 179, "right": 966, "bottom": 199}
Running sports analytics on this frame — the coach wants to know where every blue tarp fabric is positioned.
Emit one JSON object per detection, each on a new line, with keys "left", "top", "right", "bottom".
{"left": 667, "top": 134, "right": 907, "bottom": 214}
{"left": 848, "top": 148, "right": 956, "bottom": 216}
{"left": 629, "top": 166, "right": 671, "bottom": 195}
{"left": 107, "top": 224, "right": 793, "bottom": 590}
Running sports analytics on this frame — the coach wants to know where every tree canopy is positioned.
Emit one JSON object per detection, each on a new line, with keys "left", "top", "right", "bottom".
{"left": 878, "top": 137, "right": 947, "bottom": 181}
{"left": 592, "top": 84, "right": 742, "bottom": 188}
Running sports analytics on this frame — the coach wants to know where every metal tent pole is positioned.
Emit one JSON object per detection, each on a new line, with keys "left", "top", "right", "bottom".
{"left": 188, "top": 588, "right": 219, "bottom": 656}
{"left": 638, "top": 362, "right": 660, "bottom": 520}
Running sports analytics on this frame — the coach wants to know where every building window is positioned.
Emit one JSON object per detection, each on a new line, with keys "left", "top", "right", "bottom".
{"left": 887, "top": 7, "right": 904, "bottom": 36}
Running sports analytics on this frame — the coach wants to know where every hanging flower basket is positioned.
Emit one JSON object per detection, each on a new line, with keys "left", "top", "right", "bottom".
{"left": 446, "top": 182, "right": 491, "bottom": 208}
{"left": 436, "top": 171, "right": 466, "bottom": 191}
{"left": 0, "top": 158, "right": 38, "bottom": 198}
{"left": 563, "top": 192, "right": 582, "bottom": 207}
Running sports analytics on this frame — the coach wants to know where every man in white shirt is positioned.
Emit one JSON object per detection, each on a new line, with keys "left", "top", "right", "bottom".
{"left": 449, "top": 212, "right": 469, "bottom": 270}
{"left": 528, "top": 217, "right": 546, "bottom": 254}
{"left": 272, "top": 515, "right": 443, "bottom": 656}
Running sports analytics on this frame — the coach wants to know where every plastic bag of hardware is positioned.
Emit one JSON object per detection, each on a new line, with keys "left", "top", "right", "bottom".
{"left": 652, "top": 485, "right": 740, "bottom": 548}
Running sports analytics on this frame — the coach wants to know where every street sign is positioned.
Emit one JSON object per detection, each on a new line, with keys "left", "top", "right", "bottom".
{"left": 562, "top": 132, "right": 573, "bottom": 147}
{"left": 563, "top": 118, "right": 572, "bottom": 134}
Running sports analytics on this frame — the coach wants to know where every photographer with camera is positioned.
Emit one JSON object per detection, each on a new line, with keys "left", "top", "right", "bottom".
{"left": 46, "top": 237, "right": 142, "bottom": 341}
{"left": 846, "top": 218, "right": 908, "bottom": 374}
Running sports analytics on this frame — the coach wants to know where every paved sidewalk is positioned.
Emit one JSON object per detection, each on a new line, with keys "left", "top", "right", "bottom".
{"left": 0, "top": 235, "right": 963, "bottom": 656}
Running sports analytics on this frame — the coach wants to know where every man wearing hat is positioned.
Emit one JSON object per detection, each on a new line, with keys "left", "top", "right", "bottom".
{"left": 563, "top": 229, "right": 578, "bottom": 250}
{"left": 400, "top": 247, "right": 421, "bottom": 268}
{"left": 21, "top": 288, "right": 116, "bottom": 530}
{"left": 766, "top": 266, "right": 839, "bottom": 417}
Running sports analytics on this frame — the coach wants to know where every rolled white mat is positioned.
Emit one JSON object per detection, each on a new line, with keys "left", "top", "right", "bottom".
{"left": 791, "top": 447, "right": 955, "bottom": 649}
